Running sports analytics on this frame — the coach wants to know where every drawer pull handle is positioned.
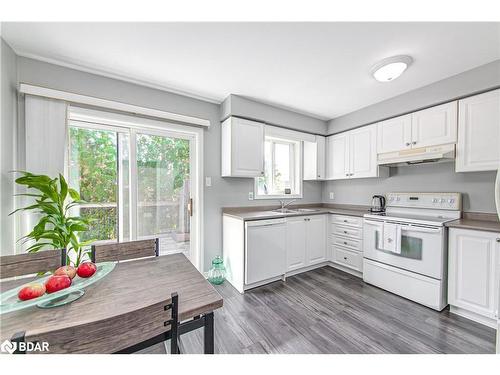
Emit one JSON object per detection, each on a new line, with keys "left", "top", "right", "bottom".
{"left": 343, "top": 257, "right": 348, "bottom": 260}
{"left": 496, "top": 238, "right": 500, "bottom": 242}
{"left": 344, "top": 231, "right": 348, "bottom": 234}
{"left": 343, "top": 219, "right": 348, "bottom": 223}
{"left": 344, "top": 241, "right": 348, "bottom": 245}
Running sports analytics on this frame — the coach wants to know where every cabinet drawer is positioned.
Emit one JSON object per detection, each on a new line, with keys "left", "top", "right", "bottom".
{"left": 330, "top": 214, "right": 362, "bottom": 228}
{"left": 333, "top": 246, "right": 362, "bottom": 271}
{"left": 332, "top": 224, "right": 362, "bottom": 239}
{"left": 333, "top": 236, "right": 362, "bottom": 252}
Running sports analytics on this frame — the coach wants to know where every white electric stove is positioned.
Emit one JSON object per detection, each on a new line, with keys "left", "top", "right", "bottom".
{"left": 363, "top": 192, "right": 462, "bottom": 311}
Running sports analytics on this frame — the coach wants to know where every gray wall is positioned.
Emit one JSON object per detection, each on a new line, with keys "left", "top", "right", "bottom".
{"left": 222, "top": 94, "right": 327, "bottom": 134}
{"left": 1, "top": 38, "right": 18, "bottom": 255}
{"left": 327, "top": 59, "right": 500, "bottom": 134}
{"left": 323, "top": 163, "right": 497, "bottom": 213}
{"left": 12, "top": 56, "right": 324, "bottom": 269}
{"left": 323, "top": 60, "right": 500, "bottom": 213}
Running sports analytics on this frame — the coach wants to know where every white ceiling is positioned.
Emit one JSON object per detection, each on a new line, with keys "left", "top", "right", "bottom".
{"left": 2, "top": 22, "right": 500, "bottom": 120}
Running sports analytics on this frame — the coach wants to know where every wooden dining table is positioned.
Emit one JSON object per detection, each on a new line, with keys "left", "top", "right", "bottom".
{"left": 0, "top": 253, "right": 223, "bottom": 354}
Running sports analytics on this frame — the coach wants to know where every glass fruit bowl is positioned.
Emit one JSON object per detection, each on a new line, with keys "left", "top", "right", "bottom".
{"left": 0, "top": 262, "right": 115, "bottom": 314}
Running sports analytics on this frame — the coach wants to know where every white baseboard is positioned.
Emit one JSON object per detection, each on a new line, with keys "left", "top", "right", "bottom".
{"left": 449, "top": 305, "right": 497, "bottom": 329}
{"left": 328, "top": 261, "right": 363, "bottom": 278}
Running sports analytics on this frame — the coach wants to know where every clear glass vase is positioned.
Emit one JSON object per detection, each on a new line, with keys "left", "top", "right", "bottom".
{"left": 207, "top": 256, "right": 226, "bottom": 285}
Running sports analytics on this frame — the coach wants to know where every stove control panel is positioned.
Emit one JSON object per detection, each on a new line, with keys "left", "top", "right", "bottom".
{"left": 386, "top": 192, "right": 461, "bottom": 210}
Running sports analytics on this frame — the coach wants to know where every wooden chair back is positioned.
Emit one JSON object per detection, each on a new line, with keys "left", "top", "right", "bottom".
{"left": 0, "top": 249, "right": 66, "bottom": 279}
{"left": 11, "top": 292, "right": 180, "bottom": 354}
{"left": 91, "top": 239, "right": 159, "bottom": 263}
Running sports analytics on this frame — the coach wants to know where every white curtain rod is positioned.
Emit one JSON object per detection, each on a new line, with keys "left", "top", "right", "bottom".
{"left": 19, "top": 83, "right": 211, "bottom": 128}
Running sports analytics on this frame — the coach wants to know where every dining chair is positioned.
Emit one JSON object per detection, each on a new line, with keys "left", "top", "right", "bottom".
{"left": 0, "top": 248, "right": 66, "bottom": 279}
{"left": 90, "top": 238, "right": 159, "bottom": 263}
{"left": 9, "top": 291, "right": 180, "bottom": 354}
{"left": 88, "top": 238, "right": 182, "bottom": 353}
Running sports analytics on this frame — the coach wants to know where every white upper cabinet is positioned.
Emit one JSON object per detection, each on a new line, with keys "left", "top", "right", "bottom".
{"left": 411, "top": 102, "right": 457, "bottom": 148}
{"left": 349, "top": 125, "right": 378, "bottom": 179}
{"left": 377, "top": 101, "right": 458, "bottom": 153}
{"left": 327, "top": 124, "right": 387, "bottom": 180}
{"left": 221, "top": 117, "right": 265, "bottom": 177}
{"left": 327, "top": 133, "right": 349, "bottom": 179}
{"left": 377, "top": 114, "right": 412, "bottom": 153}
{"left": 456, "top": 89, "right": 500, "bottom": 172}
{"left": 303, "top": 136, "right": 326, "bottom": 180}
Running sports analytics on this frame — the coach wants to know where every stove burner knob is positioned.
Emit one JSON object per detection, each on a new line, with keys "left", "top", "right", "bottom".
{"left": 396, "top": 196, "right": 400, "bottom": 201}
{"left": 432, "top": 198, "right": 438, "bottom": 203}
{"left": 448, "top": 199, "right": 455, "bottom": 204}
{"left": 440, "top": 198, "right": 446, "bottom": 203}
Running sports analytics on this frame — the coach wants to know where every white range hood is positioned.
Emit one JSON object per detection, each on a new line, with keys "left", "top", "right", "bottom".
{"left": 378, "top": 143, "right": 455, "bottom": 167}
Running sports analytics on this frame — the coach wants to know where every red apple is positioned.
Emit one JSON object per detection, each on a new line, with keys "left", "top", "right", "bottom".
{"left": 54, "top": 265, "right": 77, "bottom": 279}
{"left": 77, "top": 262, "right": 97, "bottom": 278}
{"left": 18, "top": 283, "right": 46, "bottom": 301}
{"left": 45, "top": 275, "right": 72, "bottom": 293}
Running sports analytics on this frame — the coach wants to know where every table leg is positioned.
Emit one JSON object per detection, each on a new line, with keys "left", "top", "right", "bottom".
{"left": 204, "top": 312, "right": 214, "bottom": 354}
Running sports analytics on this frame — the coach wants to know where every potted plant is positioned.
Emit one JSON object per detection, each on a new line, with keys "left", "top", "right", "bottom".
{"left": 10, "top": 171, "right": 94, "bottom": 266}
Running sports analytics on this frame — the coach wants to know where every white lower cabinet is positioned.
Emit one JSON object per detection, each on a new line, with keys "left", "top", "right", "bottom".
{"left": 286, "top": 215, "right": 327, "bottom": 272}
{"left": 286, "top": 217, "right": 307, "bottom": 271}
{"left": 448, "top": 228, "right": 500, "bottom": 327}
{"left": 306, "top": 215, "right": 327, "bottom": 265}
{"left": 330, "top": 214, "right": 364, "bottom": 274}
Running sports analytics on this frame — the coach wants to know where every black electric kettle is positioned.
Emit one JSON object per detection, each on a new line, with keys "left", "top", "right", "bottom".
{"left": 370, "top": 195, "right": 386, "bottom": 213}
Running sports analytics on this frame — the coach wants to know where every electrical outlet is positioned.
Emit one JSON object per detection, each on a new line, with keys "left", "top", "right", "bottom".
{"left": 329, "top": 192, "right": 335, "bottom": 200}
{"left": 205, "top": 177, "right": 212, "bottom": 187}
{"left": 248, "top": 192, "right": 254, "bottom": 200}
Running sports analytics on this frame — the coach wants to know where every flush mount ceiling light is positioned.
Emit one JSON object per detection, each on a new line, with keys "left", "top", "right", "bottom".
{"left": 371, "top": 55, "right": 413, "bottom": 82}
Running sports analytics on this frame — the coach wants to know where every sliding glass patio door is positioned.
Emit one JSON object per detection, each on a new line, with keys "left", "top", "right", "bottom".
{"left": 131, "top": 129, "right": 194, "bottom": 258}
{"left": 68, "top": 114, "right": 199, "bottom": 267}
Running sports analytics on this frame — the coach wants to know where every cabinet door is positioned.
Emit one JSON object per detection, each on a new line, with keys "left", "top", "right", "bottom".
{"left": 377, "top": 114, "right": 412, "bottom": 153}
{"left": 349, "top": 124, "right": 378, "bottom": 178}
{"left": 286, "top": 217, "right": 307, "bottom": 271}
{"left": 303, "top": 136, "right": 326, "bottom": 180}
{"left": 448, "top": 228, "right": 499, "bottom": 319}
{"left": 303, "top": 140, "right": 318, "bottom": 180}
{"left": 231, "top": 118, "right": 265, "bottom": 177}
{"left": 316, "top": 136, "right": 326, "bottom": 180}
{"left": 411, "top": 101, "right": 457, "bottom": 148}
{"left": 327, "top": 133, "right": 349, "bottom": 180}
{"left": 306, "top": 215, "right": 327, "bottom": 265}
{"left": 456, "top": 89, "right": 500, "bottom": 172}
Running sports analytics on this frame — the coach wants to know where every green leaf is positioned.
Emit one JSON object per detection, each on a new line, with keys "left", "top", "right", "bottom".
{"left": 59, "top": 174, "right": 68, "bottom": 203}
{"left": 68, "top": 188, "right": 80, "bottom": 201}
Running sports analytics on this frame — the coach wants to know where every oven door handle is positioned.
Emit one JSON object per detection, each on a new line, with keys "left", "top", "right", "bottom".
{"left": 399, "top": 224, "right": 442, "bottom": 234}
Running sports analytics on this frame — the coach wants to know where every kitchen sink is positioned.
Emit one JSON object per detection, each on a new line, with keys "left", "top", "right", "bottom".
{"left": 271, "top": 208, "right": 298, "bottom": 214}
{"left": 295, "top": 208, "right": 321, "bottom": 213}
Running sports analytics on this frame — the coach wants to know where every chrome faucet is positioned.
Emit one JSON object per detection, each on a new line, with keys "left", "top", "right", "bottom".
{"left": 279, "top": 199, "right": 297, "bottom": 210}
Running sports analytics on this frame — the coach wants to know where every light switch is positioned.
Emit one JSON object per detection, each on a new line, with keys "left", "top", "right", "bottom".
{"left": 205, "top": 177, "right": 212, "bottom": 187}
{"left": 329, "top": 192, "right": 335, "bottom": 200}
{"left": 248, "top": 192, "right": 254, "bottom": 200}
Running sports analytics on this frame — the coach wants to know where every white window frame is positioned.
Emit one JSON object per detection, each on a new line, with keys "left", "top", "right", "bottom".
{"left": 254, "top": 136, "right": 303, "bottom": 200}
{"left": 66, "top": 106, "right": 204, "bottom": 271}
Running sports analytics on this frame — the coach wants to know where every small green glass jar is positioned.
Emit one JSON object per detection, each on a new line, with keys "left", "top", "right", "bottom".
{"left": 207, "top": 256, "right": 226, "bottom": 285}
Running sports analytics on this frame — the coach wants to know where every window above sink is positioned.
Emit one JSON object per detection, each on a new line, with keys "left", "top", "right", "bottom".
{"left": 254, "top": 136, "right": 302, "bottom": 200}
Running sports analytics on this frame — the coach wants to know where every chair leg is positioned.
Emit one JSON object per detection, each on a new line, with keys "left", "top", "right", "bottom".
{"left": 170, "top": 292, "right": 179, "bottom": 355}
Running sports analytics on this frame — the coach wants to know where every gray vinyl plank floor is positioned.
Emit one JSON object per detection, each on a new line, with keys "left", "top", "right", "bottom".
{"left": 139, "top": 266, "right": 496, "bottom": 354}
